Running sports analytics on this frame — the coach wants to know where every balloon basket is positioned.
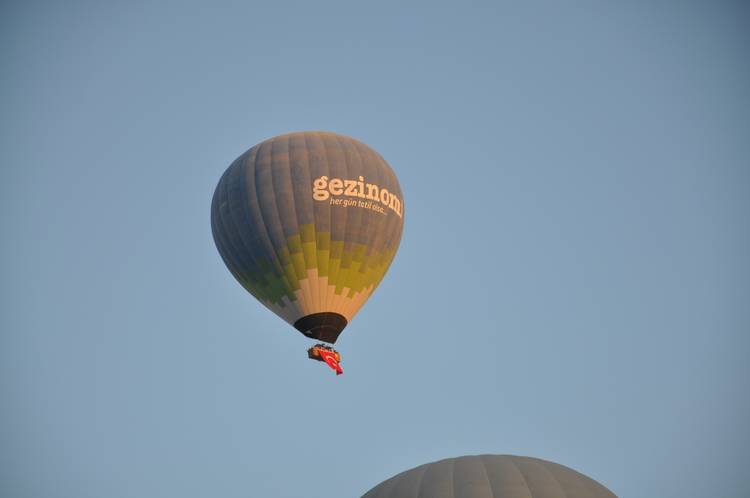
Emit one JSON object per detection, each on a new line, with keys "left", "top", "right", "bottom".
{"left": 307, "top": 344, "right": 341, "bottom": 363}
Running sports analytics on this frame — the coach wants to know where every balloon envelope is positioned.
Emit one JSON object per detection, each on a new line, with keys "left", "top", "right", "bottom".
{"left": 211, "top": 131, "right": 404, "bottom": 343}
{"left": 361, "top": 455, "right": 618, "bottom": 498}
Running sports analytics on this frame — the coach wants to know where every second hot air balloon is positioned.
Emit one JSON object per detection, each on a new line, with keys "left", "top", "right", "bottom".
{"left": 211, "top": 131, "right": 404, "bottom": 374}
{"left": 360, "top": 454, "right": 619, "bottom": 498}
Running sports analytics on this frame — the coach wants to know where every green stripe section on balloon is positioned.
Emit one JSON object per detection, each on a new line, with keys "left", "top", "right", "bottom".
{"left": 238, "top": 223, "right": 397, "bottom": 307}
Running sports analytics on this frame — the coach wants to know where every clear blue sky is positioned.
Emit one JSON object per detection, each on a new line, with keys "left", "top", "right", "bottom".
{"left": 2, "top": 1, "right": 748, "bottom": 497}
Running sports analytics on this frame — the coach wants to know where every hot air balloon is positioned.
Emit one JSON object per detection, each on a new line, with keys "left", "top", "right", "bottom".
{"left": 211, "top": 131, "right": 404, "bottom": 374}
{"left": 360, "top": 455, "right": 618, "bottom": 498}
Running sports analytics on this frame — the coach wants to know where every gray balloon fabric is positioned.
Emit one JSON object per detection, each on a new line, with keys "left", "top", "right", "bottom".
{"left": 211, "top": 131, "right": 404, "bottom": 343}
{"left": 361, "top": 455, "right": 618, "bottom": 498}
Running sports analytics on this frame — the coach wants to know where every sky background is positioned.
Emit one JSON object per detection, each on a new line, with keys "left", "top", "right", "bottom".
{"left": 2, "top": 1, "right": 749, "bottom": 497}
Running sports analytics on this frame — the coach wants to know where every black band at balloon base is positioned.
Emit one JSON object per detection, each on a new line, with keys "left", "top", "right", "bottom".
{"left": 294, "top": 312, "right": 347, "bottom": 344}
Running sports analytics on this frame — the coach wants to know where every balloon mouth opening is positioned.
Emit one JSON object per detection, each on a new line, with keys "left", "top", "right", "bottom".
{"left": 294, "top": 312, "right": 347, "bottom": 344}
